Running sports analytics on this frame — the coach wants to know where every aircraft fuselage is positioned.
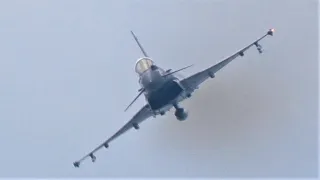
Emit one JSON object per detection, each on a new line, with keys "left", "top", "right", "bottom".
{"left": 139, "top": 65, "right": 187, "bottom": 114}
{"left": 139, "top": 67, "right": 167, "bottom": 90}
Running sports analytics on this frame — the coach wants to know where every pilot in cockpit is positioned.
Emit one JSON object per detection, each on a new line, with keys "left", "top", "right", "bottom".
{"left": 135, "top": 57, "right": 155, "bottom": 76}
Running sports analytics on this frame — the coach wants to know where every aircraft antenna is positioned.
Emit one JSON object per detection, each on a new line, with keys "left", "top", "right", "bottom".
{"left": 130, "top": 31, "right": 149, "bottom": 57}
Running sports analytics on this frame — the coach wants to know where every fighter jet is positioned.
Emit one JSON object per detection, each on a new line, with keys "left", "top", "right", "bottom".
{"left": 73, "top": 28, "right": 275, "bottom": 168}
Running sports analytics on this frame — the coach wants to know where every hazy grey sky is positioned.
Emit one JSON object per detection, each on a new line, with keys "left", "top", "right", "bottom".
{"left": 0, "top": 0, "right": 318, "bottom": 178}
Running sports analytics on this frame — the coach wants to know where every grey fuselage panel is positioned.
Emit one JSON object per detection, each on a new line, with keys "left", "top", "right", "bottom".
{"left": 139, "top": 67, "right": 184, "bottom": 111}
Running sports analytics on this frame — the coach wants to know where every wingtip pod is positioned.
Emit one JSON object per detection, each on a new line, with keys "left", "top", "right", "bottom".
{"left": 73, "top": 161, "right": 80, "bottom": 168}
{"left": 268, "top": 28, "right": 275, "bottom": 36}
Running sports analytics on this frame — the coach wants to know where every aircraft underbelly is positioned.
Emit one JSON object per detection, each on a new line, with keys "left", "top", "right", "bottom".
{"left": 148, "top": 80, "right": 183, "bottom": 110}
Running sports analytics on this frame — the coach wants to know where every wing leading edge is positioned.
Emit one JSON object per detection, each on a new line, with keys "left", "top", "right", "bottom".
{"left": 73, "top": 104, "right": 153, "bottom": 168}
{"left": 180, "top": 28, "right": 275, "bottom": 92}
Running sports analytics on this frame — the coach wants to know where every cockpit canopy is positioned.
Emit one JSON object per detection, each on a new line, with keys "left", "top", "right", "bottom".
{"left": 135, "top": 57, "right": 154, "bottom": 75}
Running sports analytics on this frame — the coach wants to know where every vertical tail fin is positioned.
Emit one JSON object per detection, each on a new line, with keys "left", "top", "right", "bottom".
{"left": 130, "top": 31, "right": 149, "bottom": 57}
